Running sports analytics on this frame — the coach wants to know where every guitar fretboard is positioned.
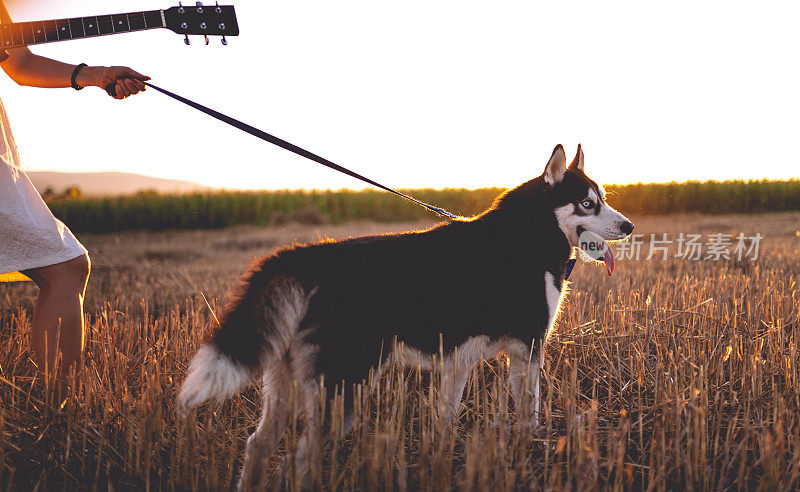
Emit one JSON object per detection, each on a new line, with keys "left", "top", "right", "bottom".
{"left": 0, "top": 10, "right": 164, "bottom": 50}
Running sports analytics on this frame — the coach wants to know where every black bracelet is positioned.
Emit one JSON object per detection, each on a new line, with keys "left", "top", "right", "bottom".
{"left": 71, "top": 63, "right": 88, "bottom": 90}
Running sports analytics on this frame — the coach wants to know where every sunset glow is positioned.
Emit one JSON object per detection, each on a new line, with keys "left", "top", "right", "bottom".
{"left": 2, "top": 0, "right": 798, "bottom": 190}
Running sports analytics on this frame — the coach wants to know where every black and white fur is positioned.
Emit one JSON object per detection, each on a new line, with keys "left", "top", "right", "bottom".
{"left": 179, "top": 144, "right": 634, "bottom": 488}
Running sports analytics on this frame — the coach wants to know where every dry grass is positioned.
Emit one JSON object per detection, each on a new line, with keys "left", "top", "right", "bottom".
{"left": 1, "top": 212, "right": 800, "bottom": 490}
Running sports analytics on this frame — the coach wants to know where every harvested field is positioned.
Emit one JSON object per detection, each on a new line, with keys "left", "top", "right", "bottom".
{"left": 1, "top": 212, "right": 799, "bottom": 490}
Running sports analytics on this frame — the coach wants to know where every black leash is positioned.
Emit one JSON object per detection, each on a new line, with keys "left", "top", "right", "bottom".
{"left": 137, "top": 81, "right": 457, "bottom": 219}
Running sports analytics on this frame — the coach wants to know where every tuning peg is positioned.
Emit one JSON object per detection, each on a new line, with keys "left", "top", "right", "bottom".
{"left": 221, "top": 35, "right": 228, "bottom": 46}
{"left": 215, "top": 1, "right": 222, "bottom": 14}
{"left": 204, "top": 35, "right": 209, "bottom": 45}
{"left": 196, "top": 1, "right": 204, "bottom": 12}
{"left": 184, "top": 34, "right": 190, "bottom": 45}
{"left": 178, "top": 1, "right": 185, "bottom": 14}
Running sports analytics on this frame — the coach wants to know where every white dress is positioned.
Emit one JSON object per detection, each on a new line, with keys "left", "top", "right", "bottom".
{"left": 0, "top": 96, "right": 87, "bottom": 275}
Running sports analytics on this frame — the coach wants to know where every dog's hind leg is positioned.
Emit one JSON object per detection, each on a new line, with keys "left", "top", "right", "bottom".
{"left": 439, "top": 363, "right": 471, "bottom": 424}
{"left": 281, "top": 341, "right": 323, "bottom": 489}
{"left": 238, "top": 362, "right": 293, "bottom": 491}
{"left": 239, "top": 278, "right": 318, "bottom": 490}
{"left": 284, "top": 382, "right": 323, "bottom": 489}
{"left": 239, "top": 279, "right": 319, "bottom": 490}
{"left": 438, "top": 336, "right": 490, "bottom": 423}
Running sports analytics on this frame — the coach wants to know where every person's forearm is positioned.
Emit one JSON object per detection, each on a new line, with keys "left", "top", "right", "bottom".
{"left": 1, "top": 48, "right": 77, "bottom": 88}
{"left": 0, "top": 0, "right": 79, "bottom": 88}
{"left": 0, "top": 2, "right": 147, "bottom": 98}
{"left": 1, "top": 48, "right": 143, "bottom": 96}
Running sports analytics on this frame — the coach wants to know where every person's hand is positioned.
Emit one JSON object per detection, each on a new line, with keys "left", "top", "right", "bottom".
{"left": 75, "top": 66, "right": 150, "bottom": 99}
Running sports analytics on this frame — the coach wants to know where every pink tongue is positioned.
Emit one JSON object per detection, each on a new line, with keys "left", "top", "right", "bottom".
{"left": 602, "top": 243, "right": 615, "bottom": 276}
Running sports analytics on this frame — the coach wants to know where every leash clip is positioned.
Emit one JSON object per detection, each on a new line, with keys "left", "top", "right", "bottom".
{"left": 431, "top": 207, "right": 458, "bottom": 219}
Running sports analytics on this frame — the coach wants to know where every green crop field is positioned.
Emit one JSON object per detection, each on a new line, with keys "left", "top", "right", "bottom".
{"left": 45, "top": 179, "right": 800, "bottom": 234}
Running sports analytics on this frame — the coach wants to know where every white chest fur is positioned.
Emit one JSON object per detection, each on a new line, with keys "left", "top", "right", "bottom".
{"left": 543, "top": 271, "right": 566, "bottom": 340}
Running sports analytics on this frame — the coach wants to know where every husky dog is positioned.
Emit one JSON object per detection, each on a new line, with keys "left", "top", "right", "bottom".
{"left": 179, "top": 144, "right": 634, "bottom": 488}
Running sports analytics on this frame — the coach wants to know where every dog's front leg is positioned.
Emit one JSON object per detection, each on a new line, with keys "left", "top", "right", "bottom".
{"left": 508, "top": 345, "right": 543, "bottom": 430}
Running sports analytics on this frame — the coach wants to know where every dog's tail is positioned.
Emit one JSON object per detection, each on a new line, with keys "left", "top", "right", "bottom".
{"left": 178, "top": 274, "right": 315, "bottom": 408}
{"left": 178, "top": 343, "right": 252, "bottom": 408}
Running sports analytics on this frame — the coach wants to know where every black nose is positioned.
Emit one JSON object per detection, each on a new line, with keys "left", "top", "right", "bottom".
{"left": 620, "top": 221, "right": 634, "bottom": 235}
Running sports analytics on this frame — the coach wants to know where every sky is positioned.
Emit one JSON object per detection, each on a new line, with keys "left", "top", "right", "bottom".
{"left": 1, "top": 1, "right": 798, "bottom": 191}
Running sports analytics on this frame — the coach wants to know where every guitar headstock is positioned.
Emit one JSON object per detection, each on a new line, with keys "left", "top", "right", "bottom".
{"left": 164, "top": 2, "right": 239, "bottom": 45}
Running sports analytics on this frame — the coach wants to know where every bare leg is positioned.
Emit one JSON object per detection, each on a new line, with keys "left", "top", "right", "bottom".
{"left": 22, "top": 254, "right": 90, "bottom": 382}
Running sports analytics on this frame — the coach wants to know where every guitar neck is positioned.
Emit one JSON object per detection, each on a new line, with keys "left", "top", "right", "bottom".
{"left": 0, "top": 10, "right": 165, "bottom": 50}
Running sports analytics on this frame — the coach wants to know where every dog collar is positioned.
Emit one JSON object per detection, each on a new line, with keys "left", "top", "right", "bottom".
{"left": 564, "top": 258, "right": 577, "bottom": 280}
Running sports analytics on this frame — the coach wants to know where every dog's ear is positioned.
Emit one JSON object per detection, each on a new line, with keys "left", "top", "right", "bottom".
{"left": 543, "top": 144, "right": 567, "bottom": 185}
{"left": 568, "top": 144, "right": 584, "bottom": 172}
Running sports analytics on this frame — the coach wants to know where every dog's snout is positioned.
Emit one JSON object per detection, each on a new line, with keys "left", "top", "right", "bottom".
{"left": 620, "top": 221, "right": 634, "bottom": 235}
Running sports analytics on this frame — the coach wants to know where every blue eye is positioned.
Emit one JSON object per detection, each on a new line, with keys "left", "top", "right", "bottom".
{"left": 581, "top": 199, "right": 593, "bottom": 209}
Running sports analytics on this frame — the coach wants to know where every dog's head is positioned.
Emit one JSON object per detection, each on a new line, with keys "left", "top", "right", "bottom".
{"left": 542, "top": 144, "right": 634, "bottom": 275}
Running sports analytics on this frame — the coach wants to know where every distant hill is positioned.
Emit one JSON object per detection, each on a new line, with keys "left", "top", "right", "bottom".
{"left": 26, "top": 171, "right": 209, "bottom": 196}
